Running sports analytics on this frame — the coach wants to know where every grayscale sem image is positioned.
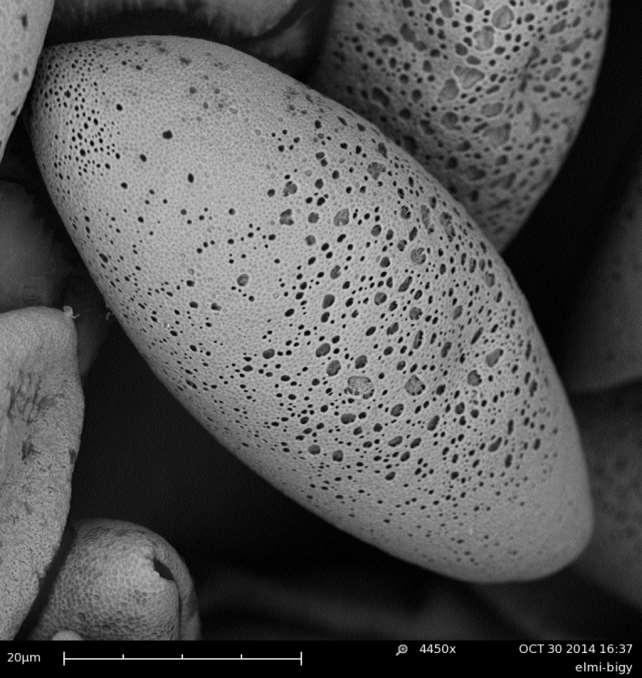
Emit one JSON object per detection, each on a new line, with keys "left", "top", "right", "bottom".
{"left": 0, "top": 0, "right": 640, "bottom": 664}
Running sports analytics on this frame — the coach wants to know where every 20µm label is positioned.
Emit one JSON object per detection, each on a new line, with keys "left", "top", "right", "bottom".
{"left": 6, "top": 652, "right": 42, "bottom": 665}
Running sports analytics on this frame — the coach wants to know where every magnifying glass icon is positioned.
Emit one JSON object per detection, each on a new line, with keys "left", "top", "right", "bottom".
{"left": 395, "top": 644, "right": 408, "bottom": 656}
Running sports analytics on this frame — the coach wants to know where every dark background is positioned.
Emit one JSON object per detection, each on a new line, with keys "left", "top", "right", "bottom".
{"left": 504, "top": 1, "right": 641, "bottom": 357}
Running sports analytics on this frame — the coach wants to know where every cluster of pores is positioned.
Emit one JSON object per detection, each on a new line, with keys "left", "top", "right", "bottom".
{"left": 1, "top": 0, "right": 638, "bottom": 641}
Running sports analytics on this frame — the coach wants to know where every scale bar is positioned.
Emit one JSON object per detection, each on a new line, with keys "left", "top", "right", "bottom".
{"left": 63, "top": 651, "right": 303, "bottom": 667}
